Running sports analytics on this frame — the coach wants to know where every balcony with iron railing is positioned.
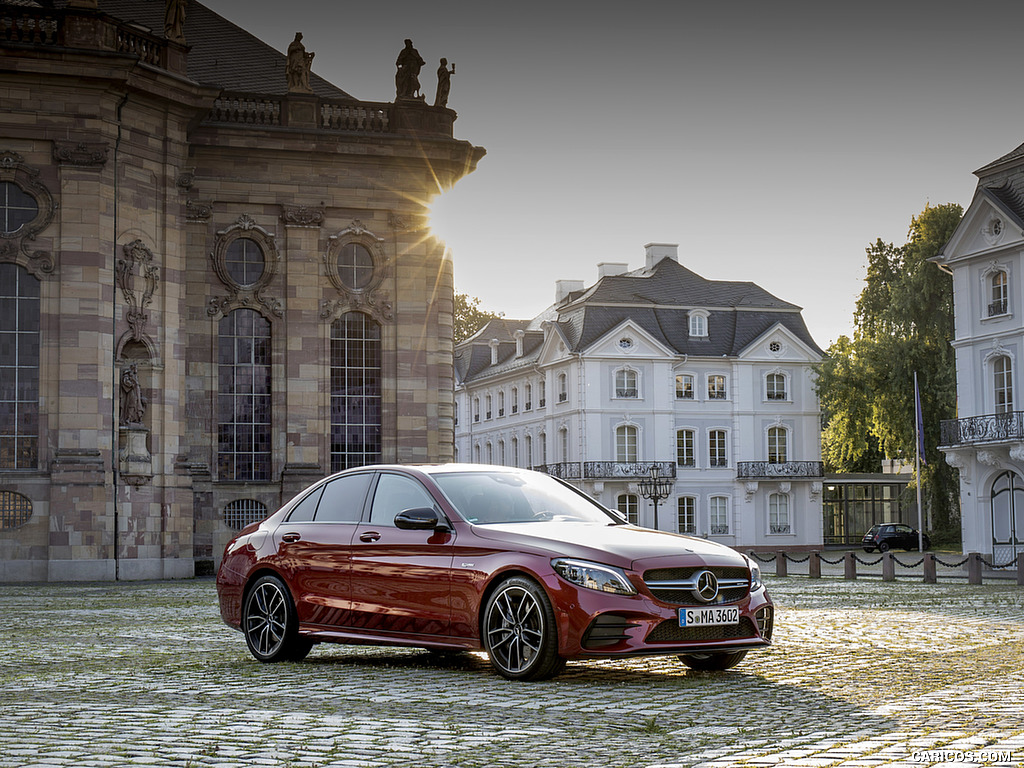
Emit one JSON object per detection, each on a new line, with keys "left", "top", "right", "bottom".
{"left": 940, "top": 412, "right": 1024, "bottom": 447}
{"left": 736, "top": 461, "right": 825, "bottom": 480}
{"left": 534, "top": 461, "right": 677, "bottom": 481}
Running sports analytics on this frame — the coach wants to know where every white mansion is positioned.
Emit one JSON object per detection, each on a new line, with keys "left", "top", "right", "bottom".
{"left": 454, "top": 244, "right": 826, "bottom": 549}
{"left": 936, "top": 142, "right": 1024, "bottom": 563}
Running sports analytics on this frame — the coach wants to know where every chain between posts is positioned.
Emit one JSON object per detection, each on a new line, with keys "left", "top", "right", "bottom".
{"left": 745, "top": 550, "right": 1023, "bottom": 584}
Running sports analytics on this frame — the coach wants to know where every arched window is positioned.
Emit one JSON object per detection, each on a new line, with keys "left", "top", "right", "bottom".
{"left": 990, "top": 471, "right": 1024, "bottom": 561}
{"left": 708, "top": 374, "right": 727, "bottom": 400}
{"left": 616, "top": 425, "right": 638, "bottom": 463}
{"left": 676, "top": 429, "right": 695, "bottom": 467}
{"left": 618, "top": 493, "right": 639, "bottom": 525}
{"left": 485, "top": 394, "right": 492, "bottom": 420}
{"left": 768, "top": 426, "right": 788, "bottom": 463}
{"left": 558, "top": 373, "right": 568, "bottom": 403}
{"left": 766, "top": 373, "right": 787, "bottom": 401}
{"left": 511, "top": 436, "right": 519, "bottom": 467}
{"left": 990, "top": 271, "right": 1009, "bottom": 316}
{"left": 708, "top": 429, "right": 727, "bottom": 467}
{"left": 769, "top": 493, "right": 791, "bottom": 534}
{"left": 218, "top": 309, "right": 271, "bottom": 481}
{"left": 615, "top": 368, "right": 638, "bottom": 398}
{"left": 709, "top": 496, "right": 729, "bottom": 534}
{"left": 525, "top": 434, "right": 533, "bottom": 466}
{"left": 994, "top": 356, "right": 1014, "bottom": 414}
{"left": 0, "top": 263, "right": 40, "bottom": 469}
{"left": 498, "top": 390, "right": 505, "bottom": 417}
{"left": 524, "top": 383, "right": 533, "bottom": 411}
{"left": 675, "top": 373, "right": 694, "bottom": 400}
{"left": 223, "top": 499, "right": 268, "bottom": 531}
{"left": 331, "top": 312, "right": 381, "bottom": 471}
{"left": 677, "top": 496, "right": 696, "bottom": 534}
{"left": 511, "top": 386, "right": 519, "bottom": 414}
{"left": 559, "top": 427, "right": 569, "bottom": 462}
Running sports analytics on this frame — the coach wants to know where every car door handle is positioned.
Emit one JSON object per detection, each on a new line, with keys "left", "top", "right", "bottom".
{"left": 281, "top": 532, "right": 301, "bottom": 543}
{"left": 359, "top": 531, "right": 381, "bottom": 542}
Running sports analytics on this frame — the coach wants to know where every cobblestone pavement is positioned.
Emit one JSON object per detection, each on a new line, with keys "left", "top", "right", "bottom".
{"left": 1, "top": 576, "right": 1022, "bottom": 768}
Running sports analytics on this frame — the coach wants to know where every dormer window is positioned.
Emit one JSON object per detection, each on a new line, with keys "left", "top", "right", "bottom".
{"left": 689, "top": 310, "right": 709, "bottom": 338}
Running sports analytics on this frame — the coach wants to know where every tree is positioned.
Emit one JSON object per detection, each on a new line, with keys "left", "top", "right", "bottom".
{"left": 816, "top": 203, "right": 963, "bottom": 543}
{"left": 454, "top": 292, "right": 503, "bottom": 343}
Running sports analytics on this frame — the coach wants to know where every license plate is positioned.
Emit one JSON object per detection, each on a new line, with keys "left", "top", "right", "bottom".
{"left": 679, "top": 606, "right": 740, "bottom": 627}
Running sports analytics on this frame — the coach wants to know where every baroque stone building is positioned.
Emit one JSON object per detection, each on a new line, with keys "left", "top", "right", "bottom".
{"left": 454, "top": 244, "right": 825, "bottom": 550}
{"left": 935, "top": 142, "right": 1024, "bottom": 563}
{"left": 0, "top": 0, "right": 483, "bottom": 580}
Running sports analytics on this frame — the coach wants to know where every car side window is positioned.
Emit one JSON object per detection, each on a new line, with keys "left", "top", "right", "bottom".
{"left": 286, "top": 485, "right": 325, "bottom": 523}
{"left": 314, "top": 473, "right": 372, "bottom": 523}
{"left": 369, "top": 474, "right": 437, "bottom": 527}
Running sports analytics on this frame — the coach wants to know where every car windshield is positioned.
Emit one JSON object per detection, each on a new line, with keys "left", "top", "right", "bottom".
{"left": 432, "top": 470, "right": 619, "bottom": 525}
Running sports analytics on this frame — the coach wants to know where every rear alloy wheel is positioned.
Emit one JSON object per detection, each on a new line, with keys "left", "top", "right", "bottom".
{"left": 878, "top": 542, "right": 890, "bottom": 553}
{"left": 483, "top": 577, "right": 564, "bottom": 681}
{"left": 678, "top": 650, "right": 748, "bottom": 671}
{"left": 243, "top": 575, "right": 313, "bottom": 663}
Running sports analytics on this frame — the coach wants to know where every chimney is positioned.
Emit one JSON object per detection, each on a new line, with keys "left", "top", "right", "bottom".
{"left": 489, "top": 338, "right": 500, "bottom": 365}
{"left": 514, "top": 329, "right": 525, "bottom": 358}
{"left": 555, "top": 279, "right": 585, "bottom": 303}
{"left": 644, "top": 243, "right": 678, "bottom": 269}
{"left": 598, "top": 262, "right": 629, "bottom": 279}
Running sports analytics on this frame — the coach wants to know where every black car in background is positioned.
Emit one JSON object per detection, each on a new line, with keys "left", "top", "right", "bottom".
{"left": 862, "top": 523, "right": 930, "bottom": 553}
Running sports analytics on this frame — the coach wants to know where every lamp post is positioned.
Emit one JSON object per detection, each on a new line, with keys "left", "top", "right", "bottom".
{"left": 637, "top": 464, "right": 673, "bottom": 531}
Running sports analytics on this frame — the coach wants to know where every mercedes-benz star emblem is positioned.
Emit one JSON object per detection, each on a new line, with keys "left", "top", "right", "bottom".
{"left": 693, "top": 570, "right": 719, "bottom": 603}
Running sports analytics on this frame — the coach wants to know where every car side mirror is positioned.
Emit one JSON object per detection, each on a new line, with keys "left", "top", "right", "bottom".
{"left": 394, "top": 507, "right": 450, "bottom": 532}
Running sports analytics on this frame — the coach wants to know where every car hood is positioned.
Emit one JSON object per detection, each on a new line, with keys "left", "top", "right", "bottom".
{"left": 470, "top": 522, "right": 748, "bottom": 571}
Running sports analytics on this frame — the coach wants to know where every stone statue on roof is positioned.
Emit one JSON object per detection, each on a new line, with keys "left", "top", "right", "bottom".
{"left": 287, "top": 33, "right": 315, "bottom": 94}
{"left": 164, "top": 0, "right": 187, "bottom": 44}
{"left": 395, "top": 39, "right": 425, "bottom": 100}
{"left": 434, "top": 58, "right": 455, "bottom": 108}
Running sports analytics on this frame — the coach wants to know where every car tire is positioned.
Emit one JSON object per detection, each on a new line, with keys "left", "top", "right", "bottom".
{"left": 242, "top": 574, "right": 313, "bottom": 663}
{"left": 878, "top": 542, "right": 890, "bottom": 553}
{"left": 678, "top": 650, "right": 748, "bottom": 671}
{"left": 482, "top": 576, "right": 565, "bottom": 681}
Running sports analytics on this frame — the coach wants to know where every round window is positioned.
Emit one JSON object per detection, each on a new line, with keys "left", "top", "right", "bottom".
{"left": 619, "top": 337, "right": 634, "bottom": 350}
{"left": 0, "top": 181, "right": 39, "bottom": 235}
{"left": 337, "top": 243, "right": 375, "bottom": 290}
{"left": 769, "top": 341, "right": 782, "bottom": 353}
{"left": 224, "top": 237, "right": 266, "bottom": 287}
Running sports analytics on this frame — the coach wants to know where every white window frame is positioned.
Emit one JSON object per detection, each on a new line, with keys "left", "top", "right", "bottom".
{"left": 618, "top": 493, "right": 639, "bottom": 525}
{"left": 675, "top": 373, "right": 695, "bottom": 400}
{"left": 614, "top": 366, "right": 640, "bottom": 399}
{"left": 708, "top": 429, "right": 728, "bottom": 468}
{"left": 767, "top": 426, "right": 789, "bottom": 464}
{"left": 689, "top": 310, "right": 709, "bottom": 338}
{"left": 707, "top": 374, "right": 727, "bottom": 400}
{"left": 995, "top": 355, "right": 1014, "bottom": 414}
{"left": 709, "top": 495, "right": 729, "bottom": 535}
{"left": 769, "top": 492, "right": 791, "bottom": 534}
{"left": 615, "top": 424, "right": 639, "bottom": 463}
{"left": 677, "top": 496, "right": 696, "bottom": 534}
{"left": 765, "top": 371, "right": 788, "bottom": 402}
{"left": 676, "top": 428, "right": 695, "bottom": 468}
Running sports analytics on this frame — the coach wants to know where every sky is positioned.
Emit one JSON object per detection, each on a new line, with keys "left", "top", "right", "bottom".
{"left": 204, "top": 0, "right": 1024, "bottom": 348}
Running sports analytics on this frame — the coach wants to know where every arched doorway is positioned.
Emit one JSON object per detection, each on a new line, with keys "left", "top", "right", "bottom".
{"left": 990, "top": 471, "right": 1024, "bottom": 562}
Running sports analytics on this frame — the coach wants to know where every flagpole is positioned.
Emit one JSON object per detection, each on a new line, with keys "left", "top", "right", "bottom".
{"left": 914, "top": 371, "right": 924, "bottom": 553}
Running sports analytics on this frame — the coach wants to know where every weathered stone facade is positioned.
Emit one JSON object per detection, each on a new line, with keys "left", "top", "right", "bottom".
{"left": 0, "top": 1, "right": 483, "bottom": 581}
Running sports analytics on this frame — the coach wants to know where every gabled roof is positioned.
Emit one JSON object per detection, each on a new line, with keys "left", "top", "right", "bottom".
{"left": 456, "top": 255, "right": 823, "bottom": 384}
{"left": 59, "top": 0, "right": 353, "bottom": 98}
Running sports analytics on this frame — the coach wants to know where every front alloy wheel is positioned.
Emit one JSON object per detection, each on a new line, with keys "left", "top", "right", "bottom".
{"left": 483, "top": 577, "right": 564, "bottom": 681}
{"left": 242, "top": 575, "right": 312, "bottom": 663}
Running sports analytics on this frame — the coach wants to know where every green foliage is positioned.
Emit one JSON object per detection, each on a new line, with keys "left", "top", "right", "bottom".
{"left": 817, "top": 203, "right": 963, "bottom": 540}
{"left": 454, "top": 292, "right": 503, "bottom": 344}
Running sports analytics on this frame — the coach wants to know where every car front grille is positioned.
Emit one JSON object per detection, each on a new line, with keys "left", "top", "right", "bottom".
{"left": 642, "top": 566, "right": 750, "bottom": 606}
{"left": 646, "top": 617, "right": 757, "bottom": 644}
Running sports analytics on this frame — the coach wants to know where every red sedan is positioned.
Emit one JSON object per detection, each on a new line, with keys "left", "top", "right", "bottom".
{"left": 217, "top": 465, "right": 773, "bottom": 681}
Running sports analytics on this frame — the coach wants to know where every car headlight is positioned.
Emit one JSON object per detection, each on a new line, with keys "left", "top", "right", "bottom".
{"left": 748, "top": 560, "right": 762, "bottom": 590}
{"left": 552, "top": 558, "right": 637, "bottom": 596}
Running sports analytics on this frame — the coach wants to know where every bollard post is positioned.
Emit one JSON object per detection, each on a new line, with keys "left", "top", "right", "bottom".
{"left": 775, "top": 551, "right": 788, "bottom": 577}
{"left": 844, "top": 551, "right": 857, "bottom": 580}
{"left": 967, "top": 552, "right": 982, "bottom": 585}
{"left": 1018, "top": 553, "right": 1024, "bottom": 587}
{"left": 923, "top": 553, "right": 937, "bottom": 584}
{"left": 882, "top": 552, "right": 895, "bottom": 582}
{"left": 809, "top": 551, "right": 821, "bottom": 579}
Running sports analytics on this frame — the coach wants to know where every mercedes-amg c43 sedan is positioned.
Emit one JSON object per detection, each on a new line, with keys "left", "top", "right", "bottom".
{"left": 217, "top": 465, "right": 774, "bottom": 680}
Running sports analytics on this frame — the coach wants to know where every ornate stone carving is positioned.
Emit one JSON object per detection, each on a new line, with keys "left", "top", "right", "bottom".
{"left": 119, "top": 363, "right": 147, "bottom": 425}
{"left": 943, "top": 449, "right": 972, "bottom": 485}
{"left": 322, "top": 221, "right": 392, "bottom": 323}
{"left": 0, "top": 150, "right": 57, "bottom": 278}
{"left": 117, "top": 240, "right": 159, "bottom": 342}
{"left": 185, "top": 199, "right": 212, "bottom": 221}
{"left": 207, "top": 215, "right": 282, "bottom": 320}
{"left": 744, "top": 481, "right": 758, "bottom": 502}
{"left": 176, "top": 169, "right": 195, "bottom": 190}
{"left": 280, "top": 204, "right": 324, "bottom": 227}
{"left": 809, "top": 481, "right": 822, "bottom": 501}
{"left": 52, "top": 140, "right": 109, "bottom": 167}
